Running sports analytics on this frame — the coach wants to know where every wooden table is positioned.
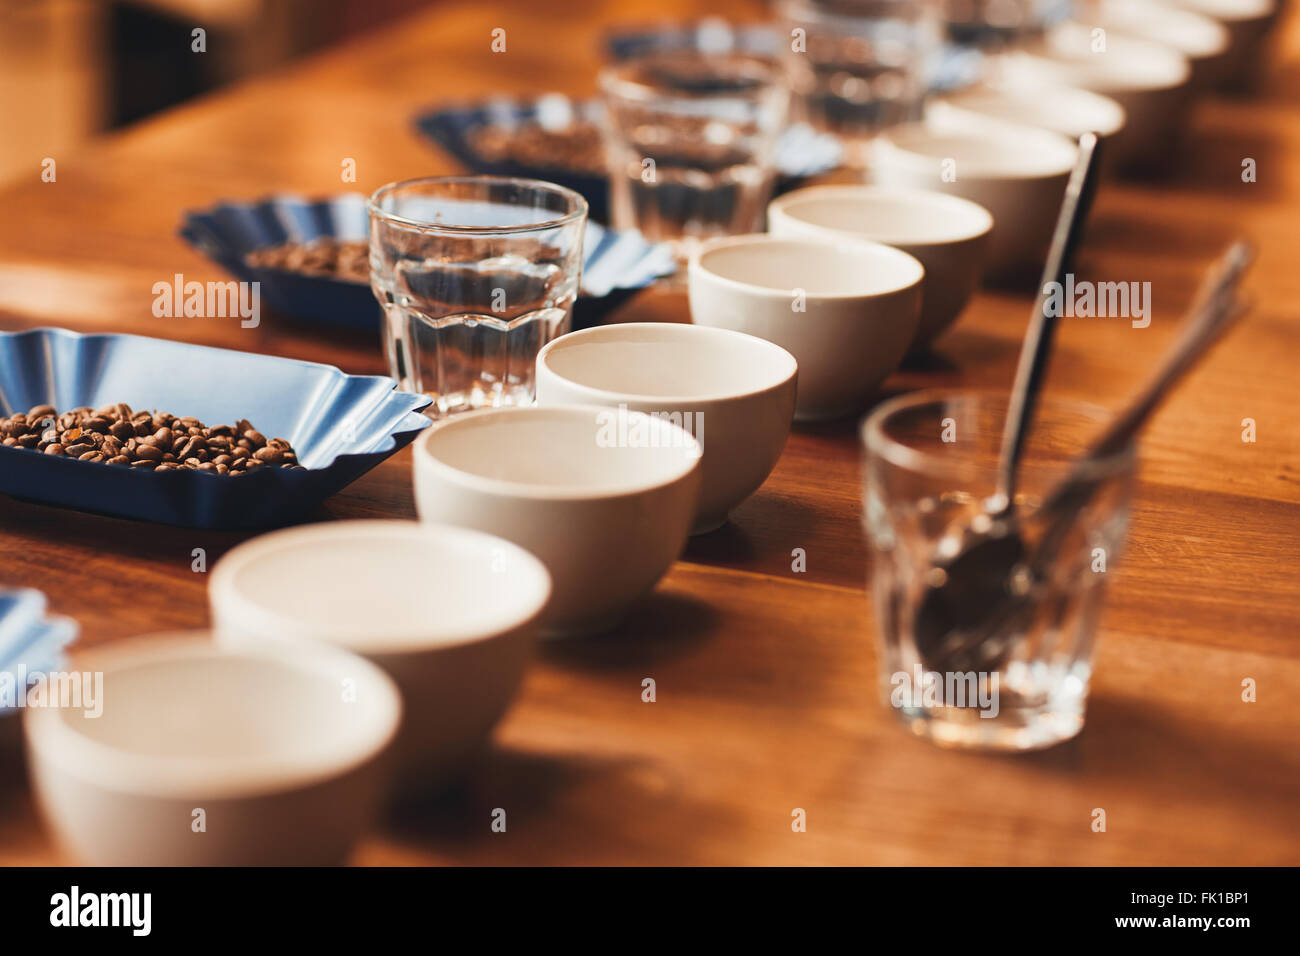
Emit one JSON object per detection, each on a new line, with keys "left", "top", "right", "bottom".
{"left": 1, "top": 0, "right": 1297, "bottom": 866}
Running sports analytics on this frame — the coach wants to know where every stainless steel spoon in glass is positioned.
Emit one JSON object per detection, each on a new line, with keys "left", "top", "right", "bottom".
{"left": 911, "top": 131, "right": 1103, "bottom": 670}
{"left": 914, "top": 239, "right": 1255, "bottom": 675}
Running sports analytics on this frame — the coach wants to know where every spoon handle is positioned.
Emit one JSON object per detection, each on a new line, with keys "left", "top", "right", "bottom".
{"left": 994, "top": 132, "right": 1104, "bottom": 512}
{"left": 1041, "top": 239, "right": 1255, "bottom": 516}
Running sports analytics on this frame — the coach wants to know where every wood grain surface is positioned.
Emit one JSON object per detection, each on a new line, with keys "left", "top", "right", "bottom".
{"left": 0, "top": 0, "right": 1297, "bottom": 865}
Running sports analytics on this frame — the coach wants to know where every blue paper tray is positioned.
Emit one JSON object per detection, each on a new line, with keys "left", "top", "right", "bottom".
{"left": 0, "top": 328, "right": 430, "bottom": 529}
{"left": 0, "top": 589, "right": 78, "bottom": 721}
{"left": 179, "top": 195, "right": 675, "bottom": 334}
{"left": 412, "top": 96, "right": 845, "bottom": 225}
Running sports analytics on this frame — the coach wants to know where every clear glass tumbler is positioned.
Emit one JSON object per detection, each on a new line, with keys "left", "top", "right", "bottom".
{"left": 368, "top": 176, "right": 588, "bottom": 417}
{"left": 862, "top": 390, "right": 1136, "bottom": 750}
{"left": 598, "top": 52, "right": 791, "bottom": 264}
{"left": 779, "top": 0, "right": 941, "bottom": 167}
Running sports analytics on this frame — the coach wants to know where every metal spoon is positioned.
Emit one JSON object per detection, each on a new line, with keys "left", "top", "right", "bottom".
{"left": 913, "top": 132, "right": 1103, "bottom": 669}
{"left": 916, "top": 239, "right": 1255, "bottom": 674}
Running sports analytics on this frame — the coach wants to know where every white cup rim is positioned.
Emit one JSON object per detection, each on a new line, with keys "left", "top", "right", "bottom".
{"left": 209, "top": 519, "right": 552, "bottom": 654}
{"left": 690, "top": 233, "right": 924, "bottom": 301}
{"left": 415, "top": 405, "right": 701, "bottom": 501}
{"left": 24, "top": 633, "right": 402, "bottom": 799}
{"left": 769, "top": 185, "right": 994, "bottom": 247}
{"left": 537, "top": 322, "right": 797, "bottom": 406}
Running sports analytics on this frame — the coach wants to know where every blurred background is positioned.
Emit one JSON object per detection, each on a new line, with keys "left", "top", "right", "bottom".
{"left": 0, "top": 0, "right": 431, "bottom": 184}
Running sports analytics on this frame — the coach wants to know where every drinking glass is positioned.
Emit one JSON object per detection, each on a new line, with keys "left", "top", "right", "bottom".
{"left": 598, "top": 52, "right": 791, "bottom": 264}
{"left": 368, "top": 176, "right": 587, "bottom": 417}
{"left": 778, "top": 0, "right": 942, "bottom": 167}
{"left": 862, "top": 390, "right": 1135, "bottom": 750}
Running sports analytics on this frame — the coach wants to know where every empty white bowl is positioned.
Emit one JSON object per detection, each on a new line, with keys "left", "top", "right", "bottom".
{"left": 934, "top": 82, "right": 1126, "bottom": 149}
{"left": 536, "top": 323, "right": 796, "bottom": 534}
{"left": 25, "top": 634, "right": 400, "bottom": 865}
{"left": 1085, "top": 0, "right": 1230, "bottom": 90}
{"left": 767, "top": 184, "right": 993, "bottom": 348}
{"left": 413, "top": 406, "right": 701, "bottom": 636}
{"left": 1166, "top": 0, "right": 1277, "bottom": 90}
{"left": 688, "top": 234, "right": 923, "bottom": 420}
{"left": 210, "top": 519, "right": 549, "bottom": 792}
{"left": 1002, "top": 25, "right": 1192, "bottom": 171}
{"left": 868, "top": 122, "right": 1078, "bottom": 278}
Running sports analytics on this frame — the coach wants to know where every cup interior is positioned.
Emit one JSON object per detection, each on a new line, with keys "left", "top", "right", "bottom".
{"left": 941, "top": 86, "right": 1125, "bottom": 140}
{"left": 879, "top": 125, "right": 1078, "bottom": 178}
{"left": 774, "top": 188, "right": 993, "bottom": 245}
{"left": 418, "top": 407, "right": 700, "bottom": 496}
{"left": 213, "top": 521, "right": 551, "bottom": 650}
{"left": 540, "top": 324, "right": 796, "bottom": 401}
{"left": 29, "top": 637, "right": 399, "bottom": 794}
{"left": 695, "top": 236, "right": 922, "bottom": 297}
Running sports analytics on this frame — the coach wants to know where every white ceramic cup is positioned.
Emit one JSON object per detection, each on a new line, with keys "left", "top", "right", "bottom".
{"left": 1168, "top": 0, "right": 1277, "bottom": 91}
{"left": 536, "top": 322, "right": 797, "bottom": 534}
{"left": 688, "top": 234, "right": 923, "bottom": 421}
{"left": 868, "top": 121, "right": 1079, "bottom": 279}
{"left": 1087, "top": 0, "right": 1230, "bottom": 91}
{"left": 209, "top": 519, "right": 550, "bottom": 793}
{"left": 768, "top": 185, "right": 993, "bottom": 349}
{"left": 933, "top": 84, "right": 1126, "bottom": 152}
{"left": 25, "top": 634, "right": 401, "bottom": 866}
{"left": 413, "top": 405, "right": 701, "bottom": 636}
{"left": 999, "top": 27, "right": 1192, "bottom": 172}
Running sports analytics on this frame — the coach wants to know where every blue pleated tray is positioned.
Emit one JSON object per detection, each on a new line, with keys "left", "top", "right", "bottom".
{"left": 0, "top": 589, "right": 78, "bottom": 722}
{"left": 180, "top": 194, "right": 675, "bottom": 333}
{"left": 412, "top": 96, "right": 845, "bottom": 225}
{"left": 0, "top": 327, "right": 430, "bottom": 529}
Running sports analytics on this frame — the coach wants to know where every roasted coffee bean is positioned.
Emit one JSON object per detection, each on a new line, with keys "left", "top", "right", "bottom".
{"left": 176, "top": 436, "right": 204, "bottom": 460}
{"left": 0, "top": 405, "right": 301, "bottom": 476}
{"left": 134, "top": 443, "right": 163, "bottom": 462}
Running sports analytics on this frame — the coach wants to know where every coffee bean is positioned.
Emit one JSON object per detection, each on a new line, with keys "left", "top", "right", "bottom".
{"left": 1, "top": 406, "right": 302, "bottom": 476}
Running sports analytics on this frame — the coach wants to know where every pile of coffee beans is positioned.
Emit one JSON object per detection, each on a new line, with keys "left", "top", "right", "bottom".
{"left": 469, "top": 121, "right": 607, "bottom": 175}
{"left": 246, "top": 239, "right": 369, "bottom": 282}
{"left": 0, "top": 404, "right": 304, "bottom": 475}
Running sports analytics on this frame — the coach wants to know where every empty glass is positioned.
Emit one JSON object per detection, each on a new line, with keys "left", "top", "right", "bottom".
{"left": 779, "top": 0, "right": 941, "bottom": 167}
{"left": 368, "top": 176, "right": 587, "bottom": 417}
{"left": 598, "top": 52, "right": 791, "bottom": 264}
{"left": 862, "top": 390, "right": 1135, "bottom": 750}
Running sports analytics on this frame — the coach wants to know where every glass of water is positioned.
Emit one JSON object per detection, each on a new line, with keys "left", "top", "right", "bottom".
{"left": 779, "top": 0, "right": 941, "bottom": 168}
{"left": 598, "top": 52, "right": 791, "bottom": 264}
{"left": 368, "top": 176, "right": 587, "bottom": 417}
{"left": 862, "top": 390, "right": 1136, "bottom": 750}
